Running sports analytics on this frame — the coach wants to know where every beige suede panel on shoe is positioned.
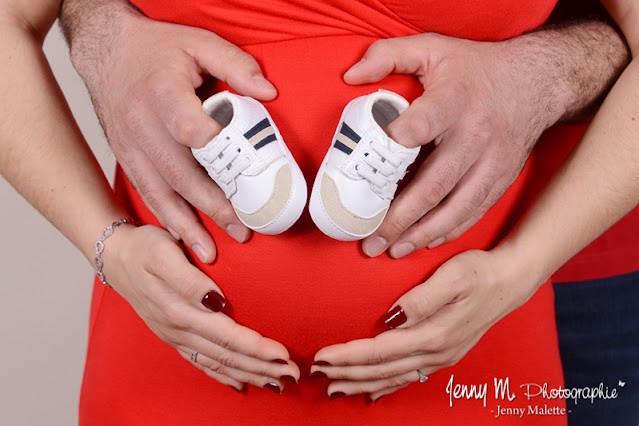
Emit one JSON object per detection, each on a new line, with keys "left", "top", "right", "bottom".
{"left": 320, "top": 174, "right": 386, "bottom": 235}
{"left": 235, "top": 164, "right": 292, "bottom": 227}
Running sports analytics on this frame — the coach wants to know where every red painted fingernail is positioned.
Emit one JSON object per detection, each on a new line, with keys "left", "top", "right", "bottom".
{"left": 312, "top": 360, "right": 331, "bottom": 366}
{"left": 201, "top": 290, "right": 227, "bottom": 313}
{"left": 281, "top": 375, "right": 297, "bottom": 384}
{"left": 310, "top": 371, "right": 327, "bottom": 378}
{"left": 330, "top": 391, "right": 346, "bottom": 400}
{"left": 384, "top": 305, "right": 407, "bottom": 328}
{"left": 264, "top": 382, "right": 281, "bottom": 394}
{"left": 272, "top": 359, "right": 288, "bottom": 364}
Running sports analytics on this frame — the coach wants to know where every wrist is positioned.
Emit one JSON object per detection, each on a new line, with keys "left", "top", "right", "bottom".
{"left": 489, "top": 239, "right": 549, "bottom": 309}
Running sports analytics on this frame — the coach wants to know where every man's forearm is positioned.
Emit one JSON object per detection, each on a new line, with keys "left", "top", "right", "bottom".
{"left": 505, "top": 16, "right": 629, "bottom": 128}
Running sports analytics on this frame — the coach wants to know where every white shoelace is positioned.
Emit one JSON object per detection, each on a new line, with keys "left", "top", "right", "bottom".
{"left": 356, "top": 140, "right": 402, "bottom": 189}
{"left": 201, "top": 136, "right": 251, "bottom": 186}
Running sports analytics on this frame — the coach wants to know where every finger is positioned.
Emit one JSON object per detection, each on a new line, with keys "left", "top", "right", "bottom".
{"left": 363, "top": 135, "right": 481, "bottom": 257}
{"left": 326, "top": 368, "right": 433, "bottom": 399}
{"left": 388, "top": 158, "right": 498, "bottom": 257}
{"left": 119, "top": 147, "right": 218, "bottom": 263}
{"left": 313, "top": 329, "right": 427, "bottom": 367}
{"left": 177, "top": 348, "right": 244, "bottom": 392}
{"left": 178, "top": 346, "right": 287, "bottom": 393}
{"left": 441, "top": 182, "right": 506, "bottom": 243}
{"left": 343, "top": 37, "right": 424, "bottom": 85}
{"left": 385, "top": 84, "right": 465, "bottom": 149}
{"left": 369, "top": 384, "right": 410, "bottom": 403}
{"left": 147, "top": 74, "right": 224, "bottom": 149}
{"left": 181, "top": 331, "right": 300, "bottom": 383}
{"left": 191, "top": 31, "right": 277, "bottom": 100}
{"left": 187, "top": 310, "right": 295, "bottom": 365}
{"left": 310, "top": 353, "right": 439, "bottom": 382}
{"left": 135, "top": 116, "right": 251, "bottom": 244}
{"left": 381, "top": 260, "right": 467, "bottom": 329}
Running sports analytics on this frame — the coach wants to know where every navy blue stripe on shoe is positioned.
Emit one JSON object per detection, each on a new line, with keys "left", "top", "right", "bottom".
{"left": 334, "top": 141, "right": 353, "bottom": 154}
{"left": 253, "top": 133, "right": 278, "bottom": 150}
{"left": 244, "top": 118, "right": 271, "bottom": 139}
{"left": 340, "top": 123, "right": 361, "bottom": 142}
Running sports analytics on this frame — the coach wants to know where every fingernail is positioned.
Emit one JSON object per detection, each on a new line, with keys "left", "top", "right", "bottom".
{"left": 166, "top": 226, "right": 180, "bottom": 240}
{"left": 201, "top": 290, "right": 227, "bottom": 313}
{"left": 384, "top": 305, "right": 407, "bottom": 328}
{"left": 281, "top": 375, "right": 297, "bottom": 384}
{"left": 391, "top": 242, "right": 415, "bottom": 258}
{"left": 264, "top": 382, "right": 281, "bottom": 394}
{"left": 330, "top": 391, "right": 346, "bottom": 400}
{"left": 192, "top": 244, "right": 209, "bottom": 263}
{"left": 226, "top": 224, "right": 248, "bottom": 243}
{"left": 272, "top": 359, "right": 288, "bottom": 365}
{"left": 252, "top": 75, "right": 276, "bottom": 93}
{"left": 310, "top": 371, "right": 327, "bottom": 378}
{"left": 364, "top": 236, "right": 388, "bottom": 257}
{"left": 428, "top": 237, "right": 446, "bottom": 249}
{"left": 312, "top": 360, "right": 331, "bottom": 366}
{"left": 374, "top": 395, "right": 384, "bottom": 403}
{"left": 230, "top": 385, "right": 242, "bottom": 393}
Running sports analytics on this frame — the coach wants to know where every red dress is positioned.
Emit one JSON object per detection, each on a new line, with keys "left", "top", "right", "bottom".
{"left": 80, "top": 1, "right": 580, "bottom": 424}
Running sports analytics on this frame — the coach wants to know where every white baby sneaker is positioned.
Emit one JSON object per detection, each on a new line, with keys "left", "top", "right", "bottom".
{"left": 192, "top": 91, "right": 307, "bottom": 235}
{"left": 309, "top": 90, "right": 420, "bottom": 241}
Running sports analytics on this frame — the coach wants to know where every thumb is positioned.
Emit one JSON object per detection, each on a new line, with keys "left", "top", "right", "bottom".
{"left": 344, "top": 54, "right": 395, "bottom": 85}
{"left": 193, "top": 32, "right": 277, "bottom": 100}
{"left": 343, "top": 37, "right": 423, "bottom": 85}
{"left": 384, "top": 83, "right": 462, "bottom": 148}
{"left": 383, "top": 261, "right": 460, "bottom": 328}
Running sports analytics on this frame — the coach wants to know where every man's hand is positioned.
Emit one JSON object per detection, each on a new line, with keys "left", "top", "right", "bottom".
{"left": 60, "top": 0, "right": 277, "bottom": 263}
{"left": 348, "top": 25, "right": 627, "bottom": 258}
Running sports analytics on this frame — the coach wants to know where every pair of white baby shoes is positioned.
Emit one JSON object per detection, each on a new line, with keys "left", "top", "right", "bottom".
{"left": 192, "top": 90, "right": 420, "bottom": 241}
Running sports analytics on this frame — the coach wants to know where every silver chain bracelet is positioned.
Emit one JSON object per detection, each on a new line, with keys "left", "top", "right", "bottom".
{"left": 94, "top": 218, "right": 134, "bottom": 288}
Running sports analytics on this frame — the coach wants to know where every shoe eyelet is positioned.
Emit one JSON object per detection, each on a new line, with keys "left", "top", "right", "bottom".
{"left": 364, "top": 152, "right": 369, "bottom": 157}
{"left": 226, "top": 136, "right": 230, "bottom": 140}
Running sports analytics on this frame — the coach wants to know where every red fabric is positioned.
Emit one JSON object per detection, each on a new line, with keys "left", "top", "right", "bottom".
{"left": 79, "top": 1, "right": 580, "bottom": 424}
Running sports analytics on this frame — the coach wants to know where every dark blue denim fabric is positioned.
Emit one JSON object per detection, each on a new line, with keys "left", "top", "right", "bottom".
{"left": 554, "top": 271, "right": 639, "bottom": 426}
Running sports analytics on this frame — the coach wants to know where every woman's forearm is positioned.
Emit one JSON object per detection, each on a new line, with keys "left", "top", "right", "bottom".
{"left": 497, "top": 54, "right": 639, "bottom": 291}
{"left": 0, "top": 5, "right": 128, "bottom": 262}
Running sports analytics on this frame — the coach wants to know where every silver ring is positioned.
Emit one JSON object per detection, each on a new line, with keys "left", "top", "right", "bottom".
{"left": 417, "top": 369, "right": 428, "bottom": 383}
{"left": 190, "top": 352, "right": 198, "bottom": 363}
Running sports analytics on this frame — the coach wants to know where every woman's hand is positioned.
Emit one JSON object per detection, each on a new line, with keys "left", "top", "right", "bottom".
{"left": 311, "top": 250, "right": 539, "bottom": 401}
{"left": 102, "top": 225, "right": 300, "bottom": 393}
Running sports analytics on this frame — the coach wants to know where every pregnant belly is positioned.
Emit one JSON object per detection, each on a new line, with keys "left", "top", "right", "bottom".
{"left": 176, "top": 35, "right": 535, "bottom": 363}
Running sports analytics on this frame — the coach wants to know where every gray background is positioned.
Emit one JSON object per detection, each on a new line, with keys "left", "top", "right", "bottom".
{"left": 0, "top": 22, "right": 114, "bottom": 426}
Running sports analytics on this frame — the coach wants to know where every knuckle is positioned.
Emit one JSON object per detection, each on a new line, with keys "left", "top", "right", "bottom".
{"left": 407, "top": 108, "right": 433, "bottom": 140}
{"left": 367, "top": 38, "right": 390, "bottom": 56}
{"left": 374, "top": 365, "right": 398, "bottom": 381}
{"left": 426, "top": 330, "right": 449, "bottom": 353}
{"left": 162, "top": 302, "right": 188, "bottom": 330}
{"left": 207, "top": 361, "right": 226, "bottom": 375}
{"left": 418, "top": 179, "right": 448, "bottom": 208}
{"left": 164, "top": 162, "right": 190, "bottom": 191}
{"left": 173, "top": 119, "right": 198, "bottom": 146}
{"left": 215, "top": 350, "right": 237, "bottom": 369}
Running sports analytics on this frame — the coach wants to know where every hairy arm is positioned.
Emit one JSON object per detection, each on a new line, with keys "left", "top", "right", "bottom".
{"left": 354, "top": 13, "right": 630, "bottom": 257}
{"left": 499, "top": 0, "right": 639, "bottom": 283}
{"left": 0, "top": 0, "right": 300, "bottom": 392}
{"left": 59, "top": 0, "right": 278, "bottom": 263}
